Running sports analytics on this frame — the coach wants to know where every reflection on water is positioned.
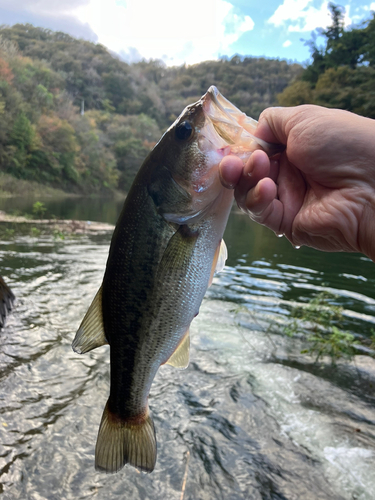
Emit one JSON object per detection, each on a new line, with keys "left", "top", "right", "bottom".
{"left": 0, "top": 201, "right": 375, "bottom": 499}
{"left": 0, "top": 195, "right": 124, "bottom": 225}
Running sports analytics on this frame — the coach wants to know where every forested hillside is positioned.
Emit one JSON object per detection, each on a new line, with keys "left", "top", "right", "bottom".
{"left": 0, "top": 24, "right": 301, "bottom": 193}
{"left": 278, "top": 4, "right": 375, "bottom": 118}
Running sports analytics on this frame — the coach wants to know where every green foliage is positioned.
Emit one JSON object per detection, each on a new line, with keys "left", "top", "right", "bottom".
{"left": 370, "top": 329, "right": 375, "bottom": 350}
{"left": 290, "top": 291, "right": 344, "bottom": 327}
{"left": 53, "top": 229, "right": 65, "bottom": 240}
{"left": 278, "top": 3, "right": 375, "bottom": 118}
{"left": 4, "top": 112, "right": 36, "bottom": 178}
{"left": 32, "top": 201, "right": 47, "bottom": 218}
{"left": 9, "top": 112, "right": 35, "bottom": 149}
{"left": 314, "top": 66, "right": 375, "bottom": 116}
{"left": 301, "top": 327, "right": 356, "bottom": 364}
{"left": 278, "top": 81, "right": 313, "bottom": 106}
{"left": 284, "top": 291, "right": 359, "bottom": 364}
{"left": 30, "top": 226, "right": 41, "bottom": 237}
{"left": 0, "top": 23, "right": 301, "bottom": 194}
{"left": 3, "top": 227, "right": 15, "bottom": 239}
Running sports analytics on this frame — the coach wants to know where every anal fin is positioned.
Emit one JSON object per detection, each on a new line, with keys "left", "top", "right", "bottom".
{"left": 165, "top": 329, "right": 190, "bottom": 369}
{"left": 72, "top": 286, "right": 108, "bottom": 354}
{"left": 208, "top": 239, "right": 228, "bottom": 287}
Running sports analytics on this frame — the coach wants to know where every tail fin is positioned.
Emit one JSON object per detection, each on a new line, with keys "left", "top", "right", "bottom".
{"left": 95, "top": 402, "right": 157, "bottom": 473}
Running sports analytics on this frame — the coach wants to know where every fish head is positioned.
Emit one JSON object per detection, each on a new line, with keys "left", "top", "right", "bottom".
{"left": 148, "top": 86, "right": 284, "bottom": 224}
{"left": 201, "top": 85, "right": 284, "bottom": 160}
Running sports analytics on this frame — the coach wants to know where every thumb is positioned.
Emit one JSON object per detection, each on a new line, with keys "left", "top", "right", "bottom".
{"left": 255, "top": 106, "right": 295, "bottom": 145}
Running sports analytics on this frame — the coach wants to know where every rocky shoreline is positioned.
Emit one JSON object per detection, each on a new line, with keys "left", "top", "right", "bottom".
{"left": 0, "top": 211, "right": 115, "bottom": 235}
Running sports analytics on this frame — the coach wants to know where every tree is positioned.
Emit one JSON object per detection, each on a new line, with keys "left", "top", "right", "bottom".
{"left": 278, "top": 4, "right": 375, "bottom": 118}
{"left": 0, "top": 23, "right": 302, "bottom": 193}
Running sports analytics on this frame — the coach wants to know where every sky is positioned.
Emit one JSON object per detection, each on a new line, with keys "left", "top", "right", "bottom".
{"left": 0, "top": 0, "right": 374, "bottom": 66}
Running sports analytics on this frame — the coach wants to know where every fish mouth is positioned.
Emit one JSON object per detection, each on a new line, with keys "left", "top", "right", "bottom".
{"left": 200, "top": 86, "right": 284, "bottom": 159}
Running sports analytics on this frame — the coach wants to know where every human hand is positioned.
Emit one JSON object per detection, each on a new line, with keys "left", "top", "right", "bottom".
{"left": 220, "top": 105, "right": 375, "bottom": 261}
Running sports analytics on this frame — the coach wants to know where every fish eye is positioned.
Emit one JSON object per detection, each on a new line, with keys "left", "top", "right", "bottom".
{"left": 175, "top": 121, "right": 193, "bottom": 141}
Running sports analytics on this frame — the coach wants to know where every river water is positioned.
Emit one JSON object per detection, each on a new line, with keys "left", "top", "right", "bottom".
{"left": 0, "top": 197, "right": 375, "bottom": 500}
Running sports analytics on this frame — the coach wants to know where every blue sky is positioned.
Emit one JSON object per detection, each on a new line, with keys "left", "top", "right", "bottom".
{"left": 0, "top": 0, "right": 374, "bottom": 66}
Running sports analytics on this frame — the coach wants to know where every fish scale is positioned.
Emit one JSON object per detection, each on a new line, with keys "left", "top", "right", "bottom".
{"left": 72, "top": 86, "right": 283, "bottom": 474}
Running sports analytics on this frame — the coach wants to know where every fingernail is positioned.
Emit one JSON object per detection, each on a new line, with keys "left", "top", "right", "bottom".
{"left": 219, "top": 173, "right": 236, "bottom": 189}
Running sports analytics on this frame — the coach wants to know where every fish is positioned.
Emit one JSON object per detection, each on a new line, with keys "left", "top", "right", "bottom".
{"left": 0, "top": 275, "right": 15, "bottom": 328}
{"left": 72, "top": 86, "right": 283, "bottom": 474}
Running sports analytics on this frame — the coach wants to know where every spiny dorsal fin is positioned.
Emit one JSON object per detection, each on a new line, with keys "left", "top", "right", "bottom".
{"left": 208, "top": 239, "right": 228, "bottom": 287}
{"left": 72, "top": 286, "right": 108, "bottom": 354}
{"left": 166, "top": 330, "right": 190, "bottom": 369}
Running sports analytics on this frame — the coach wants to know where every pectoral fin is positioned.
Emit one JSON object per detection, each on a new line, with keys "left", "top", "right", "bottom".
{"left": 208, "top": 239, "right": 228, "bottom": 287}
{"left": 166, "top": 329, "right": 190, "bottom": 369}
{"left": 157, "top": 224, "right": 199, "bottom": 277}
{"left": 72, "top": 286, "right": 108, "bottom": 354}
{"left": 156, "top": 225, "right": 198, "bottom": 370}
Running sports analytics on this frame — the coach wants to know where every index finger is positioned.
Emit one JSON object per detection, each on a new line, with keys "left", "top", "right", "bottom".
{"left": 219, "top": 155, "right": 243, "bottom": 189}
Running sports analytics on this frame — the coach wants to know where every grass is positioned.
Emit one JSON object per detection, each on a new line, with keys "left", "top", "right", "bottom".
{"left": 0, "top": 222, "right": 67, "bottom": 240}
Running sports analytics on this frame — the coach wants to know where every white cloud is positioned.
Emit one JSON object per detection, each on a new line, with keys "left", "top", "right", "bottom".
{"left": 282, "top": 40, "right": 292, "bottom": 47}
{"left": 0, "top": 0, "right": 97, "bottom": 41}
{"left": 0, "top": 0, "right": 90, "bottom": 12}
{"left": 220, "top": 1, "right": 254, "bottom": 48}
{"left": 268, "top": 0, "right": 352, "bottom": 33}
{"left": 363, "top": 2, "right": 375, "bottom": 10}
{"left": 269, "top": 0, "right": 310, "bottom": 27}
{"left": 72, "top": 0, "right": 254, "bottom": 65}
{"left": 119, "top": 46, "right": 143, "bottom": 64}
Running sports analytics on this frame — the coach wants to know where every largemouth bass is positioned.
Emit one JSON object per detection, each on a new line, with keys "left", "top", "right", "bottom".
{"left": 0, "top": 275, "right": 15, "bottom": 328}
{"left": 72, "top": 86, "right": 283, "bottom": 474}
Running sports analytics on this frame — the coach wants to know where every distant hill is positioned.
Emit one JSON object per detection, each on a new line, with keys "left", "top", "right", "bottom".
{"left": 0, "top": 24, "right": 302, "bottom": 193}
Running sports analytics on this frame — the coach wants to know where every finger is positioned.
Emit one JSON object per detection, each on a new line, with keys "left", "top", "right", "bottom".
{"left": 256, "top": 106, "right": 299, "bottom": 145}
{"left": 244, "top": 182, "right": 284, "bottom": 234}
{"left": 276, "top": 156, "right": 307, "bottom": 240}
{"left": 269, "top": 159, "right": 279, "bottom": 184}
{"left": 234, "top": 150, "right": 271, "bottom": 209}
{"left": 219, "top": 155, "right": 243, "bottom": 189}
{"left": 245, "top": 177, "right": 277, "bottom": 217}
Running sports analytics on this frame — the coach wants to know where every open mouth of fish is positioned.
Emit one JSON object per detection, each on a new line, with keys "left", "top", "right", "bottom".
{"left": 176, "top": 86, "right": 283, "bottom": 202}
{"left": 199, "top": 85, "right": 283, "bottom": 159}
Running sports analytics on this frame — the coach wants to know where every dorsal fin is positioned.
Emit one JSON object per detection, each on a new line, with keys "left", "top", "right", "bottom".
{"left": 72, "top": 286, "right": 108, "bottom": 354}
{"left": 165, "top": 330, "right": 190, "bottom": 369}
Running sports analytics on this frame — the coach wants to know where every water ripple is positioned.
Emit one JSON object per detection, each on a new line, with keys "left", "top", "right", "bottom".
{"left": 0, "top": 228, "right": 374, "bottom": 499}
